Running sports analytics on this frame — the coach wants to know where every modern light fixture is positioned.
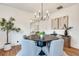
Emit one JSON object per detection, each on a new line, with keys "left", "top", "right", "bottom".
{"left": 30, "top": 3, "right": 49, "bottom": 33}
{"left": 57, "top": 5, "right": 63, "bottom": 10}
{"left": 33, "top": 3, "right": 49, "bottom": 22}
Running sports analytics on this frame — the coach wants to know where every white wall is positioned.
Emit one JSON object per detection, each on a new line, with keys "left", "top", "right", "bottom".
{"left": 39, "top": 19, "right": 64, "bottom": 35}
{"left": 0, "top": 4, "right": 32, "bottom": 49}
{"left": 50, "top": 4, "right": 79, "bottom": 49}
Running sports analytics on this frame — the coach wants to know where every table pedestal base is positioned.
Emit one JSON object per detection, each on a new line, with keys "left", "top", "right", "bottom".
{"left": 39, "top": 50, "right": 46, "bottom": 56}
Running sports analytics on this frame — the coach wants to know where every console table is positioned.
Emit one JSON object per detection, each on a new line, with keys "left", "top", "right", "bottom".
{"left": 62, "top": 36, "right": 71, "bottom": 48}
{"left": 0, "top": 45, "right": 21, "bottom": 56}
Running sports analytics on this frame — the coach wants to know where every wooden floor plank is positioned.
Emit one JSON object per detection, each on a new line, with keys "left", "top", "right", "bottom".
{"left": 0, "top": 45, "right": 21, "bottom": 56}
{"left": 64, "top": 47, "right": 79, "bottom": 56}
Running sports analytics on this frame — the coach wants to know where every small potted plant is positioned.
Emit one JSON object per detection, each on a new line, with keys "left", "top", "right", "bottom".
{"left": 36, "top": 31, "right": 45, "bottom": 40}
{"left": 0, "top": 17, "right": 21, "bottom": 50}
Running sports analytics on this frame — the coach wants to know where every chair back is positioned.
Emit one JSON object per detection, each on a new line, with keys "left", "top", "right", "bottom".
{"left": 49, "top": 39, "right": 64, "bottom": 56}
{"left": 17, "top": 40, "right": 36, "bottom": 56}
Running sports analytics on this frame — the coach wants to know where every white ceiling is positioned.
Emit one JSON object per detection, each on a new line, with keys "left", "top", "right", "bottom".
{"left": 0, "top": 3, "right": 75, "bottom": 14}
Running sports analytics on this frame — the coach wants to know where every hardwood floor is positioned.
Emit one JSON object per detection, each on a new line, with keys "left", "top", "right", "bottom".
{"left": 0, "top": 45, "right": 21, "bottom": 56}
{"left": 0, "top": 45, "right": 79, "bottom": 56}
{"left": 64, "top": 47, "right": 79, "bottom": 56}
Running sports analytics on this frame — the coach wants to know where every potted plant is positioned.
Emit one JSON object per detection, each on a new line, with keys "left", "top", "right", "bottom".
{"left": 36, "top": 31, "right": 45, "bottom": 40}
{"left": 64, "top": 24, "right": 73, "bottom": 36}
{"left": 0, "top": 17, "right": 21, "bottom": 50}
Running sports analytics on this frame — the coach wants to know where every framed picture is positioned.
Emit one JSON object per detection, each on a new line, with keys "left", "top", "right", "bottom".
{"left": 59, "top": 17, "right": 64, "bottom": 29}
{"left": 59, "top": 16, "right": 68, "bottom": 29}
{"left": 51, "top": 16, "right": 68, "bottom": 30}
{"left": 51, "top": 18, "right": 59, "bottom": 29}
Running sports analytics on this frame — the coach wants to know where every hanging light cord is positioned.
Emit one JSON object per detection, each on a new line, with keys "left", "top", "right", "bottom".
{"left": 41, "top": 3, "right": 43, "bottom": 20}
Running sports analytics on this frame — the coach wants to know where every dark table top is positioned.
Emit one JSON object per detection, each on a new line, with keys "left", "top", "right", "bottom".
{"left": 25, "top": 34, "right": 60, "bottom": 42}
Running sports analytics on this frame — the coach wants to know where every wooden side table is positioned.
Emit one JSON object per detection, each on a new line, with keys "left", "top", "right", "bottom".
{"left": 62, "top": 36, "right": 71, "bottom": 48}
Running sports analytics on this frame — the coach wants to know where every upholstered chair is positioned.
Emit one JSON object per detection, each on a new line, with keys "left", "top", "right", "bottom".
{"left": 16, "top": 39, "right": 39, "bottom": 56}
{"left": 49, "top": 39, "right": 64, "bottom": 56}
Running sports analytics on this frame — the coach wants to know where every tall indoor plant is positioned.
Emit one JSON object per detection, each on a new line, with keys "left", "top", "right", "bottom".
{"left": 64, "top": 24, "right": 73, "bottom": 36}
{"left": 0, "top": 17, "right": 21, "bottom": 50}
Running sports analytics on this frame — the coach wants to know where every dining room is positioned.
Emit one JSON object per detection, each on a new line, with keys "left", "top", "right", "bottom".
{"left": 0, "top": 3, "right": 79, "bottom": 56}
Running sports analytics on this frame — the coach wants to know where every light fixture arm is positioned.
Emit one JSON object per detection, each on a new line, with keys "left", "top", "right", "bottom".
{"left": 33, "top": 3, "right": 49, "bottom": 22}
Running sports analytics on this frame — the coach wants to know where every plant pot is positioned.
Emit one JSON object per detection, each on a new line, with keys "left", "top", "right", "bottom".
{"left": 4, "top": 43, "right": 12, "bottom": 51}
{"left": 12, "top": 41, "right": 20, "bottom": 46}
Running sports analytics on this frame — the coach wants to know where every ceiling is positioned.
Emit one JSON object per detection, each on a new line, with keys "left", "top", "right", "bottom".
{"left": 0, "top": 3, "right": 75, "bottom": 14}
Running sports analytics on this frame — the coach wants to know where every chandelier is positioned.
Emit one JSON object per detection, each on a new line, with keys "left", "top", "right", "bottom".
{"left": 32, "top": 3, "right": 49, "bottom": 22}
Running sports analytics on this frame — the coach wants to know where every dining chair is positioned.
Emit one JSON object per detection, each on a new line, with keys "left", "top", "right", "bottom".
{"left": 16, "top": 39, "right": 37, "bottom": 56}
{"left": 49, "top": 39, "right": 64, "bottom": 56}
